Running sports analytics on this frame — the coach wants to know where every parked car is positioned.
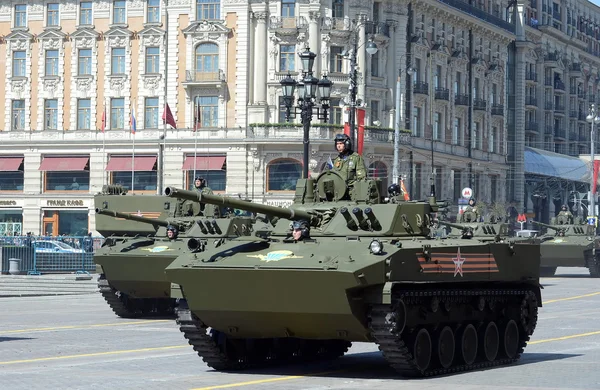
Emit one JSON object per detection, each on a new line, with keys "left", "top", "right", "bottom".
{"left": 31, "top": 240, "right": 85, "bottom": 253}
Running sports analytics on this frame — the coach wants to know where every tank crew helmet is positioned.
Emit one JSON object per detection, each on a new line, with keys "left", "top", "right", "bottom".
{"left": 194, "top": 176, "right": 205, "bottom": 186}
{"left": 388, "top": 183, "right": 401, "bottom": 196}
{"left": 561, "top": 204, "right": 568, "bottom": 211}
{"left": 468, "top": 198, "right": 476, "bottom": 205}
{"left": 291, "top": 220, "right": 310, "bottom": 239}
{"left": 334, "top": 133, "right": 352, "bottom": 152}
{"left": 166, "top": 225, "right": 178, "bottom": 236}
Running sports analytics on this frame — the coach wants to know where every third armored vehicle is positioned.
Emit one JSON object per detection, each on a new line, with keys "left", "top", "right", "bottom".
{"left": 164, "top": 172, "right": 542, "bottom": 377}
{"left": 530, "top": 215, "right": 599, "bottom": 277}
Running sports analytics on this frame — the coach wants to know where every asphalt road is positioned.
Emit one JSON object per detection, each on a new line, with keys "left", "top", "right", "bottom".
{"left": 0, "top": 267, "right": 599, "bottom": 390}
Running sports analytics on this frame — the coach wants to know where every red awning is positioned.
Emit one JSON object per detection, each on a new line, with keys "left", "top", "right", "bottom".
{"left": 0, "top": 157, "right": 24, "bottom": 171}
{"left": 105, "top": 156, "right": 157, "bottom": 171}
{"left": 39, "top": 157, "right": 89, "bottom": 171}
{"left": 182, "top": 156, "right": 226, "bottom": 171}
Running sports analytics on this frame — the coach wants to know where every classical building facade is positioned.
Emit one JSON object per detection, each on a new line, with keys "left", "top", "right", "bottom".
{"left": 0, "top": 0, "right": 515, "bottom": 236}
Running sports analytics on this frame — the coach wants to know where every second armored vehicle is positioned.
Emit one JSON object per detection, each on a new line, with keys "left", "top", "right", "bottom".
{"left": 530, "top": 215, "right": 599, "bottom": 277}
{"left": 164, "top": 172, "right": 542, "bottom": 377}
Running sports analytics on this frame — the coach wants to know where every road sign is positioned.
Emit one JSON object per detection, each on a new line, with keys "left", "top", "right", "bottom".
{"left": 588, "top": 216, "right": 598, "bottom": 227}
{"left": 461, "top": 187, "right": 473, "bottom": 199}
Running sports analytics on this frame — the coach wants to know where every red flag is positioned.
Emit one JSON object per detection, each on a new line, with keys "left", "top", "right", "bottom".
{"left": 162, "top": 103, "right": 177, "bottom": 129}
{"left": 343, "top": 107, "right": 350, "bottom": 136}
{"left": 594, "top": 160, "right": 600, "bottom": 194}
{"left": 100, "top": 107, "right": 106, "bottom": 132}
{"left": 400, "top": 179, "right": 410, "bottom": 201}
{"left": 357, "top": 108, "right": 366, "bottom": 155}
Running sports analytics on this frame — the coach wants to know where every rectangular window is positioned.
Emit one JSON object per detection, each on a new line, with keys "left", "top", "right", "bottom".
{"left": 11, "top": 100, "right": 25, "bottom": 130}
{"left": 329, "top": 98, "right": 343, "bottom": 125}
{"left": 0, "top": 172, "right": 24, "bottom": 192}
{"left": 282, "top": 0, "right": 295, "bottom": 17}
{"left": 12, "top": 51, "right": 26, "bottom": 77}
{"left": 434, "top": 166, "right": 442, "bottom": 197}
{"left": 112, "top": 171, "right": 157, "bottom": 192}
{"left": 144, "top": 97, "right": 159, "bottom": 128}
{"left": 111, "top": 98, "right": 125, "bottom": 129}
{"left": 44, "top": 99, "right": 58, "bottom": 130}
{"left": 370, "top": 100, "right": 380, "bottom": 123}
{"left": 80, "top": 2, "right": 92, "bottom": 25}
{"left": 196, "top": 0, "right": 220, "bottom": 20}
{"left": 47, "top": 3, "right": 59, "bottom": 26}
{"left": 147, "top": 0, "right": 160, "bottom": 23}
{"left": 371, "top": 52, "right": 379, "bottom": 77}
{"left": 113, "top": 0, "right": 126, "bottom": 24}
{"left": 194, "top": 96, "right": 218, "bottom": 127}
{"left": 45, "top": 171, "right": 90, "bottom": 192}
{"left": 145, "top": 47, "right": 160, "bottom": 74}
{"left": 490, "top": 176, "right": 498, "bottom": 203}
{"left": 489, "top": 126, "right": 497, "bottom": 152}
{"left": 330, "top": 46, "right": 343, "bottom": 73}
{"left": 278, "top": 96, "right": 288, "bottom": 123}
{"left": 453, "top": 170, "right": 461, "bottom": 201}
{"left": 186, "top": 169, "right": 226, "bottom": 191}
{"left": 454, "top": 71, "right": 461, "bottom": 94}
{"left": 78, "top": 49, "right": 92, "bottom": 75}
{"left": 77, "top": 99, "right": 91, "bottom": 130}
{"left": 435, "top": 65, "right": 442, "bottom": 88}
{"left": 413, "top": 163, "right": 422, "bottom": 200}
{"left": 280, "top": 44, "right": 295, "bottom": 72}
{"left": 43, "top": 210, "right": 89, "bottom": 236}
{"left": 452, "top": 117, "right": 460, "bottom": 144}
{"left": 111, "top": 48, "right": 125, "bottom": 74}
{"left": 412, "top": 107, "right": 421, "bottom": 137}
{"left": 14, "top": 4, "right": 27, "bottom": 28}
{"left": 45, "top": 50, "right": 59, "bottom": 76}
{"left": 332, "top": 0, "right": 344, "bottom": 18}
{"left": 433, "top": 112, "right": 441, "bottom": 140}
{"left": 472, "top": 122, "right": 478, "bottom": 149}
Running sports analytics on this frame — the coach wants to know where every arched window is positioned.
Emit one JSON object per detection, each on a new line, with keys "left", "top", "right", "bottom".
{"left": 195, "top": 43, "right": 219, "bottom": 75}
{"left": 267, "top": 158, "right": 302, "bottom": 191}
{"left": 368, "top": 161, "right": 388, "bottom": 190}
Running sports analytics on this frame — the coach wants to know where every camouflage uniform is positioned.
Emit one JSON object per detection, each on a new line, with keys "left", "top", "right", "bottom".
{"left": 558, "top": 210, "right": 573, "bottom": 218}
{"left": 194, "top": 181, "right": 218, "bottom": 216}
{"left": 332, "top": 152, "right": 367, "bottom": 186}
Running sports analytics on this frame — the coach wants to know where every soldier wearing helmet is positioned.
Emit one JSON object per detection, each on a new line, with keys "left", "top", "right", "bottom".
{"left": 193, "top": 176, "right": 213, "bottom": 195}
{"left": 166, "top": 225, "right": 178, "bottom": 240}
{"left": 332, "top": 134, "right": 366, "bottom": 186}
{"left": 290, "top": 220, "right": 310, "bottom": 241}
{"left": 557, "top": 204, "right": 573, "bottom": 223}
{"left": 462, "top": 197, "right": 481, "bottom": 222}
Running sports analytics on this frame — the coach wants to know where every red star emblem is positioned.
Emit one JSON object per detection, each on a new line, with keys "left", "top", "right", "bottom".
{"left": 452, "top": 247, "right": 466, "bottom": 277}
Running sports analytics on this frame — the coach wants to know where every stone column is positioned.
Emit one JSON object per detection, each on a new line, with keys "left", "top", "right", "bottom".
{"left": 253, "top": 12, "right": 268, "bottom": 105}
{"left": 308, "top": 11, "right": 320, "bottom": 77}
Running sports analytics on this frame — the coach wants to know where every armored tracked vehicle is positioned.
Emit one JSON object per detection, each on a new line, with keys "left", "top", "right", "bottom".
{"left": 164, "top": 172, "right": 542, "bottom": 377}
{"left": 530, "top": 215, "right": 599, "bottom": 277}
{"left": 94, "top": 185, "right": 266, "bottom": 318}
{"left": 438, "top": 211, "right": 509, "bottom": 242}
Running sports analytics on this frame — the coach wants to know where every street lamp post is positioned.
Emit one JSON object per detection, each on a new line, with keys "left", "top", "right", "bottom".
{"left": 347, "top": 37, "right": 379, "bottom": 149}
{"left": 587, "top": 104, "right": 600, "bottom": 224}
{"left": 280, "top": 47, "right": 333, "bottom": 178}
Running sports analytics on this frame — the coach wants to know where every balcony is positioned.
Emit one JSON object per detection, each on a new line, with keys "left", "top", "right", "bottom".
{"left": 491, "top": 104, "right": 504, "bottom": 116}
{"left": 320, "top": 17, "right": 352, "bottom": 35}
{"left": 570, "top": 63, "right": 582, "bottom": 77}
{"left": 544, "top": 52, "right": 559, "bottom": 67}
{"left": 525, "top": 122, "right": 539, "bottom": 132}
{"left": 413, "top": 81, "right": 429, "bottom": 95}
{"left": 364, "top": 21, "right": 390, "bottom": 38}
{"left": 473, "top": 98, "right": 487, "bottom": 111}
{"left": 554, "top": 80, "right": 565, "bottom": 92}
{"left": 434, "top": 87, "right": 450, "bottom": 101}
{"left": 525, "top": 71, "right": 538, "bottom": 83}
{"left": 269, "top": 16, "right": 307, "bottom": 31}
{"left": 525, "top": 96, "right": 537, "bottom": 107}
{"left": 436, "top": 0, "right": 515, "bottom": 33}
{"left": 454, "top": 93, "right": 469, "bottom": 106}
{"left": 183, "top": 69, "right": 226, "bottom": 88}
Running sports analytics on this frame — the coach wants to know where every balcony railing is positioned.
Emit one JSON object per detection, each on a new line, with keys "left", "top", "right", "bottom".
{"left": 525, "top": 96, "right": 537, "bottom": 106}
{"left": 185, "top": 69, "right": 225, "bottom": 83}
{"left": 544, "top": 52, "right": 559, "bottom": 62}
{"left": 269, "top": 16, "right": 307, "bottom": 29}
{"left": 320, "top": 17, "right": 352, "bottom": 31}
{"left": 473, "top": 98, "right": 487, "bottom": 111}
{"left": 570, "top": 63, "right": 582, "bottom": 73}
{"left": 434, "top": 87, "right": 450, "bottom": 100}
{"left": 455, "top": 93, "right": 469, "bottom": 106}
{"left": 249, "top": 124, "right": 412, "bottom": 144}
{"left": 491, "top": 104, "right": 504, "bottom": 115}
{"left": 365, "top": 21, "right": 391, "bottom": 37}
{"left": 525, "top": 121, "right": 538, "bottom": 131}
{"left": 525, "top": 71, "right": 537, "bottom": 82}
{"left": 436, "top": 0, "right": 515, "bottom": 33}
{"left": 413, "top": 81, "right": 429, "bottom": 95}
{"left": 554, "top": 104, "right": 565, "bottom": 111}
{"left": 554, "top": 80, "right": 565, "bottom": 91}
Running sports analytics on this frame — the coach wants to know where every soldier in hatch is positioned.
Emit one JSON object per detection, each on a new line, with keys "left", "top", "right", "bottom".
{"left": 557, "top": 204, "right": 573, "bottom": 220}
{"left": 290, "top": 220, "right": 310, "bottom": 241}
{"left": 193, "top": 176, "right": 213, "bottom": 195}
{"left": 332, "top": 134, "right": 367, "bottom": 187}
{"left": 166, "top": 225, "right": 178, "bottom": 240}
{"left": 463, "top": 198, "right": 481, "bottom": 221}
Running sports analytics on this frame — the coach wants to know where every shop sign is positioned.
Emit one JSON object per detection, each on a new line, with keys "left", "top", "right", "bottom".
{"left": 264, "top": 200, "right": 293, "bottom": 207}
{"left": 0, "top": 200, "right": 18, "bottom": 206}
{"left": 46, "top": 199, "right": 85, "bottom": 207}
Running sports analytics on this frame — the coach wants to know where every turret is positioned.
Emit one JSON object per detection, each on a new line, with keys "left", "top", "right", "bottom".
{"left": 164, "top": 187, "right": 321, "bottom": 226}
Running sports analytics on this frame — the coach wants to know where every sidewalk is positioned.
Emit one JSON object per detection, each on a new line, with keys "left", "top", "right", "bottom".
{"left": 0, "top": 273, "right": 99, "bottom": 297}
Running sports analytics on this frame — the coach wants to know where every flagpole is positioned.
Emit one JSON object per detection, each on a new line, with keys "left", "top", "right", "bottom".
{"left": 102, "top": 99, "right": 106, "bottom": 186}
{"left": 194, "top": 98, "right": 198, "bottom": 179}
{"left": 158, "top": 0, "right": 169, "bottom": 195}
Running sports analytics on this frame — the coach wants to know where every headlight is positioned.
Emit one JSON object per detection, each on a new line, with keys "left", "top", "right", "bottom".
{"left": 369, "top": 239, "right": 383, "bottom": 254}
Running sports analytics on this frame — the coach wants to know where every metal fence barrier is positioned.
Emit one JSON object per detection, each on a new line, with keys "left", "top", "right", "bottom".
{"left": 0, "top": 236, "right": 104, "bottom": 275}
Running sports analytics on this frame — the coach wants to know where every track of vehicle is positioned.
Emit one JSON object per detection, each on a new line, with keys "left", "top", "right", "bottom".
{"left": 98, "top": 276, "right": 176, "bottom": 318}
{"left": 175, "top": 300, "right": 351, "bottom": 370}
{"left": 369, "top": 286, "right": 539, "bottom": 377}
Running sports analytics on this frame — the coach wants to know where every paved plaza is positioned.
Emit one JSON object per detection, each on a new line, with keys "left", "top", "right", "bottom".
{"left": 0, "top": 267, "right": 599, "bottom": 390}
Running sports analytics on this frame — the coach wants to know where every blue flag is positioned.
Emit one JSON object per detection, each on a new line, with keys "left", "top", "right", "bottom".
{"left": 130, "top": 111, "right": 137, "bottom": 134}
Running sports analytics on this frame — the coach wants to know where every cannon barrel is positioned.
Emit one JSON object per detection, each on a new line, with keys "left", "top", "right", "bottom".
{"left": 164, "top": 187, "right": 319, "bottom": 224}
{"left": 438, "top": 220, "right": 472, "bottom": 231}
{"left": 529, "top": 220, "right": 561, "bottom": 231}
{"left": 95, "top": 208, "right": 173, "bottom": 228}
